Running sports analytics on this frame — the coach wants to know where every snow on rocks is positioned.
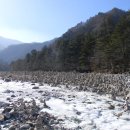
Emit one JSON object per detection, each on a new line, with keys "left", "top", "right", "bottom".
{"left": 0, "top": 78, "right": 129, "bottom": 129}
{"left": 1, "top": 71, "right": 130, "bottom": 97}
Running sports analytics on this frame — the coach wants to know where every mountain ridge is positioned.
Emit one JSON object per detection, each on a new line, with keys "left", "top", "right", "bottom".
{"left": 0, "top": 39, "right": 55, "bottom": 63}
{"left": 0, "top": 36, "right": 22, "bottom": 51}
{"left": 63, "top": 8, "right": 125, "bottom": 38}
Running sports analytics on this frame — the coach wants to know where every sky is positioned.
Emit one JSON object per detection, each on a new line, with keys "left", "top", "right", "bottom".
{"left": 0, "top": 0, "right": 129, "bottom": 43}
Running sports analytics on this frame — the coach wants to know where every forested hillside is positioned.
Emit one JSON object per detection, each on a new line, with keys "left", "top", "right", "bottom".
{"left": 11, "top": 8, "right": 130, "bottom": 73}
{"left": 0, "top": 60, "right": 9, "bottom": 71}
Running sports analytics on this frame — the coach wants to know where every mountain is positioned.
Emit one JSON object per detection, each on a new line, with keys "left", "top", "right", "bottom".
{"left": 11, "top": 8, "right": 130, "bottom": 73}
{"left": 0, "top": 39, "right": 55, "bottom": 63}
{"left": 0, "top": 36, "right": 21, "bottom": 51}
{"left": 62, "top": 8, "right": 125, "bottom": 39}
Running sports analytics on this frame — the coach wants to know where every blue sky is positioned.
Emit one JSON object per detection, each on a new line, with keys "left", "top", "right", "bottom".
{"left": 0, "top": 0, "right": 129, "bottom": 43}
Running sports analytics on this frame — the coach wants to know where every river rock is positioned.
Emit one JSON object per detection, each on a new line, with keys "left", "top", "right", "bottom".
{"left": 32, "top": 87, "right": 39, "bottom": 89}
{"left": 20, "top": 124, "right": 30, "bottom": 130}
{"left": 0, "top": 114, "right": 5, "bottom": 121}
{"left": 2, "top": 107, "right": 12, "bottom": 113}
{"left": 5, "top": 78, "right": 11, "bottom": 82}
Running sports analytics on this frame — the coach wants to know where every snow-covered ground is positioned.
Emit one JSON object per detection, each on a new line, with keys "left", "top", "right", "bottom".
{"left": 0, "top": 78, "right": 130, "bottom": 130}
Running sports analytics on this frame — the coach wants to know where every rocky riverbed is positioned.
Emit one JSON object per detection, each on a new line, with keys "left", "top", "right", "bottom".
{"left": 0, "top": 75, "right": 130, "bottom": 130}
{"left": 0, "top": 71, "right": 130, "bottom": 97}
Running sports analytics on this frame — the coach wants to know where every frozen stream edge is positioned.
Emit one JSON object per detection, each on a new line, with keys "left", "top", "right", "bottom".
{"left": 0, "top": 78, "right": 130, "bottom": 130}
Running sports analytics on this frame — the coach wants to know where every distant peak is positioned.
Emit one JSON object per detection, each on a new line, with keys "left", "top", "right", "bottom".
{"left": 98, "top": 12, "right": 104, "bottom": 15}
{"left": 109, "top": 8, "right": 125, "bottom": 13}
